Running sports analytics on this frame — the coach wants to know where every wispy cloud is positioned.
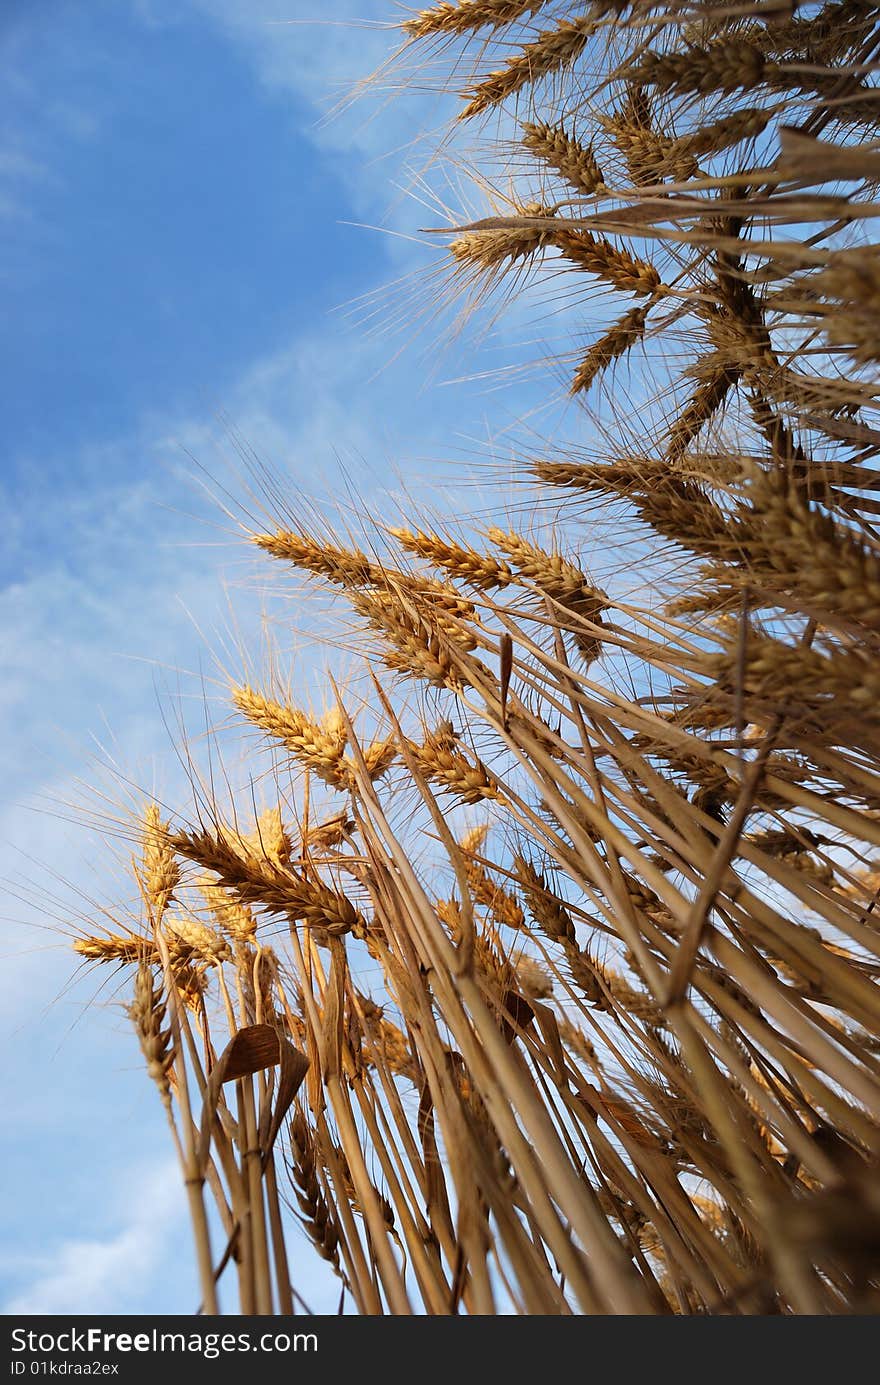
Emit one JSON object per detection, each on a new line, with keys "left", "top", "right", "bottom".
{"left": 189, "top": 0, "right": 396, "bottom": 121}
{"left": 132, "top": 0, "right": 403, "bottom": 143}
{"left": 0, "top": 9, "right": 106, "bottom": 206}
{"left": 0, "top": 149, "right": 50, "bottom": 182}
{"left": 186, "top": 0, "right": 459, "bottom": 225}
{"left": 0, "top": 143, "right": 53, "bottom": 222}
{"left": 2, "top": 1159, "right": 193, "bottom": 1315}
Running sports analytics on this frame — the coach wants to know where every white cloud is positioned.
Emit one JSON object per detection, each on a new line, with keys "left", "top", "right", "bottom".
{"left": 0, "top": 142, "right": 53, "bottom": 222}
{"left": 0, "top": 149, "right": 49, "bottom": 182}
{"left": 3, "top": 1159, "right": 191, "bottom": 1315}
{"left": 189, "top": 0, "right": 396, "bottom": 116}
{"left": 46, "top": 100, "right": 101, "bottom": 145}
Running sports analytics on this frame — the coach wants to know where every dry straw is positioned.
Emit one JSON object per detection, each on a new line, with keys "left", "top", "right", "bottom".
{"left": 74, "top": 0, "right": 880, "bottom": 1315}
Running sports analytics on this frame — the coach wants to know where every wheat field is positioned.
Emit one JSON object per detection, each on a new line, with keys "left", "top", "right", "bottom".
{"left": 72, "top": 0, "right": 880, "bottom": 1314}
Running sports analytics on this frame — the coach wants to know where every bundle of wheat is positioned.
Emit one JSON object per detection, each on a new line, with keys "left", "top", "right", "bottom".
{"left": 74, "top": 0, "right": 880, "bottom": 1314}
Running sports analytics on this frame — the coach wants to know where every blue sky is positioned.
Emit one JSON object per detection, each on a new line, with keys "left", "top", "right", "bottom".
{"left": 0, "top": 0, "right": 527, "bottom": 1316}
{"left": 0, "top": 0, "right": 600, "bottom": 1315}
